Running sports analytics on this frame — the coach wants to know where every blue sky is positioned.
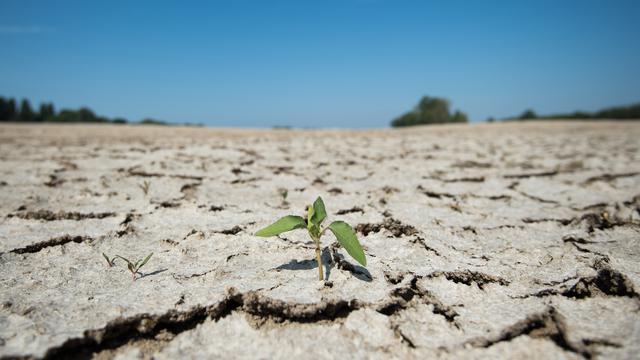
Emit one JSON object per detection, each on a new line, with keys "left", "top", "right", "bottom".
{"left": 1, "top": 0, "right": 639, "bottom": 127}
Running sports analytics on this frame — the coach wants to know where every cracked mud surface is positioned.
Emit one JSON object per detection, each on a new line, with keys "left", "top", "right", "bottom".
{"left": 1, "top": 122, "right": 639, "bottom": 359}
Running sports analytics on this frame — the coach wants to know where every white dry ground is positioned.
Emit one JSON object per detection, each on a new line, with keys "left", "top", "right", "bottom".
{"left": 0, "top": 121, "right": 639, "bottom": 360}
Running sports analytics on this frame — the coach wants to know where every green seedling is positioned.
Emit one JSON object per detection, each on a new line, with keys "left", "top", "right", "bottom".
{"left": 277, "top": 188, "right": 289, "bottom": 207}
{"left": 115, "top": 253, "right": 153, "bottom": 280}
{"left": 256, "top": 196, "right": 365, "bottom": 281}
{"left": 138, "top": 180, "right": 151, "bottom": 196}
{"left": 102, "top": 253, "right": 116, "bottom": 267}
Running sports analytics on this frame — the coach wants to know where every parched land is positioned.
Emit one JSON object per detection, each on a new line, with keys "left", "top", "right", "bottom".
{"left": 0, "top": 122, "right": 639, "bottom": 359}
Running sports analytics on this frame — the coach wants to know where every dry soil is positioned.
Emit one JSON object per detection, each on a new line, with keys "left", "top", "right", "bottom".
{"left": 0, "top": 122, "right": 639, "bottom": 359}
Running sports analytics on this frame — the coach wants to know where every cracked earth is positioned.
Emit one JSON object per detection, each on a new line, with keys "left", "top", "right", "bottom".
{"left": 0, "top": 122, "right": 639, "bottom": 359}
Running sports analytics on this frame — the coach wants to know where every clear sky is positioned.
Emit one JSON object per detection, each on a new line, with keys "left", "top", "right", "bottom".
{"left": 1, "top": 0, "right": 639, "bottom": 127}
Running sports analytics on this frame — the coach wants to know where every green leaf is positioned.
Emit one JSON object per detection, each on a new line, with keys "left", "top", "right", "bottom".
{"left": 328, "top": 221, "right": 366, "bottom": 266}
{"left": 138, "top": 253, "right": 153, "bottom": 269}
{"left": 256, "top": 215, "right": 306, "bottom": 237}
{"left": 311, "top": 196, "right": 327, "bottom": 226}
{"left": 116, "top": 255, "right": 132, "bottom": 265}
{"left": 127, "top": 262, "right": 135, "bottom": 273}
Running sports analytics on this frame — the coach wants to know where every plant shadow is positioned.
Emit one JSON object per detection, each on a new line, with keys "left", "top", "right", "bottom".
{"left": 273, "top": 249, "right": 372, "bottom": 283}
{"left": 138, "top": 268, "right": 168, "bottom": 279}
{"left": 328, "top": 249, "right": 373, "bottom": 282}
{"left": 274, "top": 259, "right": 318, "bottom": 271}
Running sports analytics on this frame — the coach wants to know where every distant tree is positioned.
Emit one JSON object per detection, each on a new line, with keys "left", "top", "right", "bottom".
{"left": 487, "top": 117, "right": 495, "bottom": 123}
{"left": 38, "top": 102, "right": 55, "bottom": 121}
{"left": 391, "top": 96, "right": 469, "bottom": 127}
{"left": 18, "top": 99, "right": 35, "bottom": 122}
{"left": 78, "top": 107, "right": 98, "bottom": 122}
{"left": 451, "top": 110, "right": 468, "bottom": 123}
{"left": 519, "top": 109, "right": 537, "bottom": 120}
{"left": 7, "top": 98, "right": 17, "bottom": 120}
{"left": 416, "top": 97, "right": 450, "bottom": 123}
{"left": 391, "top": 112, "right": 419, "bottom": 127}
{"left": 0, "top": 97, "right": 18, "bottom": 121}
{"left": 112, "top": 117, "right": 128, "bottom": 124}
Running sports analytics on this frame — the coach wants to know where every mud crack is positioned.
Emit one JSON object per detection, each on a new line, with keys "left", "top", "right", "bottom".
{"left": 7, "top": 210, "right": 116, "bottom": 221}
{"left": 466, "top": 307, "right": 591, "bottom": 358}
{"left": 10, "top": 235, "right": 94, "bottom": 254}
{"left": 583, "top": 172, "right": 639, "bottom": 184}
{"left": 427, "top": 270, "right": 510, "bottom": 289}
{"left": 516, "top": 268, "right": 640, "bottom": 301}
{"left": 37, "top": 289, "right": 362, "bottom": 360}
{"left": 378, "top": 275, "right": 460, "bottom": 327}
{"left": 355, "top": 217, "right": 418, "bottom": 237}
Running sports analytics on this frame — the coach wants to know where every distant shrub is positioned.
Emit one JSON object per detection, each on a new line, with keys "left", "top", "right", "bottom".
{"left": 391, "top": 96, "right": 468, "bottom": 127}
{"left": 139, "top": 118, "right": 168, "bottom": 125}
{"left": 451, "top": 110, "right": 468, "bottom": 123}
{"left": 519, "top": 109, "right": 537, "bottom": 120}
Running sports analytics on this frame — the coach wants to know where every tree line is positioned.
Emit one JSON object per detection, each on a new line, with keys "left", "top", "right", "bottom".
{"left": 0, "top": 96, "right": 167, "bottom": 125}
{"left": 392, "top": 96, "right": 640, "bottom": 126}
{"left": 511, "top": 103, "right": 640, "bottom": 121}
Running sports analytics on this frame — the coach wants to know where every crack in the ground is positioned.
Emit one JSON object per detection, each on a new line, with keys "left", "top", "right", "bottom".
{"left": 33, "top": 289, "right": 361, "bottom": 360}
{"left": 213, "top": 226, "right": 243, "bottom": 235}
{"left": 466, "top": 307, "right": 592, "bottom": 359}
{"left": 335, "top": 206, "right": 364, "bottom": 215}
{"left": 515, "top": 268, "right": 640, "bottom": 301}
{"left": 583, "top": 172, "right": 639, "bottom": 184}
{"left": 116, "top": 213, "right": 139, "bottom": 237}
{"left": 7, "top": 210, "right": 116, "bottom": 221}
{"left": 179, "top": 182, "right": 201, "bottom": 201}
{"left": 523, "top": 212, "right": 638, "bottom": 232}
{"left": 503, "top": 170, "right": 559, "bottom": 179}
{"left": 229, "top": 177, "right": 262, "bottom": 185}
{"left": 562, "top": 268, "right": 639, "bottom": 300}
{"left": 426, "top": 270, "right": 510, "bottom": 289}
{"left": 44, "top": 174, "right": 65, "bottom": 187}
{"left": 378, "top": 276, "right": 460, "bottom": 327}
{"left": 578, "top": 212, "right": 639, "bottom": 233}
{"left": 28, "top": 276, "right": 463, "bottom": 359}
{"left": 124, "top": 167, "right": 204, "bottom": 181}
{"left": 409, "top": 236, "right": 442, "bottom": 257}
{"left": 355, "top": 218, "right": 418, "bottom": 237}
{"left": 515, "top": 190, "right": 560, "bottom": 205}
{"left": 416, "top": 185, "right": 511, "bottom": 202}
{"left": 523, "top": 217, "right": 573, "bottom": 225}
{"left": 442, "top": 176, "right": 485, "bottom": 183}
{"left": 9, "top": 235, "right": 94, "bottom": 254}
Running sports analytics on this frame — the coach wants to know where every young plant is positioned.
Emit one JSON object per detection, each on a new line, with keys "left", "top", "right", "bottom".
{"left": 115, "top": 253, "right": 153, "bottom": 280}
{"left": 102, "top": 253, "right": 116, "bottom": 267}
{"left": 277, "top": 188, "right": 289, "bottom": 207}
{"left": 138, "top": 180, "right": 151, "bottom": 196}
{"left": 256, "top": 196, "right": 365, "bottom": 281}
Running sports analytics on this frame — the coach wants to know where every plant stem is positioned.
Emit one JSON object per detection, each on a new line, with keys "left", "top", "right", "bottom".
{"left": 314, "top": 236, "right": 323, "bottom": 281}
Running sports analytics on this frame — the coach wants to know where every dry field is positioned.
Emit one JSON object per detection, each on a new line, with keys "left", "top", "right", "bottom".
{"left": 0, "top": 122, "right": 639, "bottom": 359}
